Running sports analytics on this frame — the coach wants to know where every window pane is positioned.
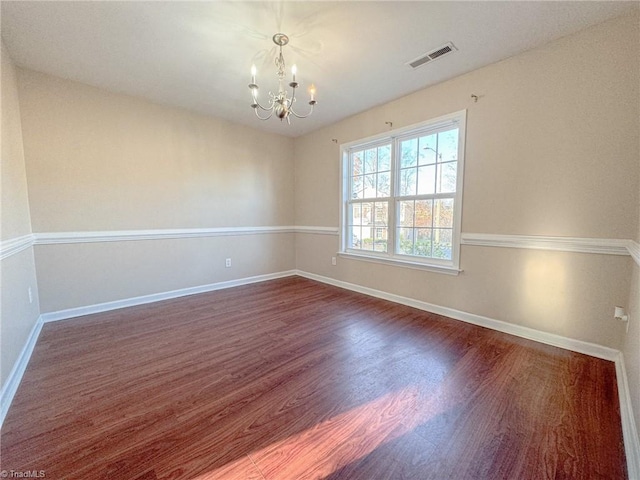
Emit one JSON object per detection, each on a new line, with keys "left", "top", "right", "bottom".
{"left": 364, "top": 148, "right": 377, "bottom": 174}
{"left": 400, "top": 138, "right": 418, "bottom": 168}
{"left": 374, "top": 227, "right": 387, "bottom": 252}
{"left": 350, "top": 225, "right": 361, "bottom": 248}
{"left": 399, "top": 168, "right": 416, "bottom": 196}
{"left": 437, "top": 161, "right": 457, "bottom": 194}
{"left": 415, "top": 228, "right": 433, "bottom": 257}
{"left": 398, "top": 201, "right": 414, "bottom": 227}
{"left": 361, "top": 202, "right": 373, "bottom": 226}
{"left": 374, "top": 202, "right": 388, "bottom": 225}
{"left": 351, "top": 175, "right": 364, "bottom": 200}
{"left": 398, "top": 228, "right": 414, "bottom": 255}
{"left": 378, "top": 145, "right": 391, "bottom": 171}
{"left": 438, "top": 129, "right": 458, "bottom": 162}
{"left": 352, "top": 151, "right": 363, "bottom": 176}
{"left": 415, "top": 200, "right": 433, "bottom": 227}
{"left": 377, "top": 171, "right": 390, "bottom": 197}
{"left": 418, "top": 134, "right": 437, "bottom": 165}
{"left": 417, "top": 165, "right": 436, "bottom": 195}
{"left": 434, "top": 199, "right": 454, "bottom": 228}
{"left": 363, "top": 174, "right": 377, "bottom": 198}
{"left": 361, "top": 226, "right": 374, "bottom": 251}
{"left": 433, "top": 228, "right": 453, "bottom": 259}
{"left": 351, "top": 203, "right": 362, "bottom": 225}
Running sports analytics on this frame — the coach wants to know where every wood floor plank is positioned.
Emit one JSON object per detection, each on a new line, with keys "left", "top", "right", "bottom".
{"left": 0, "top": 276, "right": 627, "bottom": 479}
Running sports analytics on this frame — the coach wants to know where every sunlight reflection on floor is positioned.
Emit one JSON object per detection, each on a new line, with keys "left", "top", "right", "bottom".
{"left": 193, "top": 387, "right": 421, "bottom": 479}
{"left": 193, "top": 357, "right": 459, "bottom": 480}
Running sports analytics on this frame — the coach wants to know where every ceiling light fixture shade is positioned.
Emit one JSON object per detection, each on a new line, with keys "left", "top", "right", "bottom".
{"left": 248, "top": 33, "right": 316, "bottom": 124}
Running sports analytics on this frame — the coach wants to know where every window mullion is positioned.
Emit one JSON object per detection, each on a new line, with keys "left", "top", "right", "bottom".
{"left": 388, "top": 138, "right": 398, "bottom": 257}
{"left": 396, "top": 192, "right": 455, "bottom": 201}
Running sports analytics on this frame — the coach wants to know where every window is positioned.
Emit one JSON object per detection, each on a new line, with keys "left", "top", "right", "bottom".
{"left": 340, "top": 110, "right": 466, "bottom": 274}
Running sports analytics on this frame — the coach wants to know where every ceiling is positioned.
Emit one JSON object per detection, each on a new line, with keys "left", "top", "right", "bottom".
{"left": 1, "top": 1, "right": 637, "bottom": 138}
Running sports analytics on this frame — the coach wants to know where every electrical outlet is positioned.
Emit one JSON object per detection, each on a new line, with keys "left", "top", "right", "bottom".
{"left": 331, "top": 256, "right": 337, "bottom": 266}
{"left": 28, "top": 287, "right": 33, "bottom": 304}
{"left": 225, "top": 258, "right": 231, "bottom": 268}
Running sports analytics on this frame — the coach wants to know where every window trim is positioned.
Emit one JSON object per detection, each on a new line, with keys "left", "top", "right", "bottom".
{"left": 339, "top": 110, "right": 466, "bottom": 273}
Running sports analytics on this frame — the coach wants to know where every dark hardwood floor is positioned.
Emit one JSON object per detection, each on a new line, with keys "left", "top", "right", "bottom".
{"left": 0, "top": 276, "right": 627, "bottom": 479}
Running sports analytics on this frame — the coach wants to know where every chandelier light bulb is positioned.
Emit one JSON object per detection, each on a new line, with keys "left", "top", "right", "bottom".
{"left": 291, "top": 64, "right": 297, "bottom": 83}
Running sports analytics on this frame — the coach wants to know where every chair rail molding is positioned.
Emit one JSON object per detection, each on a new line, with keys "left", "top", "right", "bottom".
{"left": 33, "top": 227, "right": 297, "bottom": 244}
{"left": 461, "top": 233, "right": 631, "bottom": 256}
{"left": 628, "top": 240, "right": 640, "bottom": 267}
{"left": 32, "top": 226, "right": 340, "bottom": 245}
{"left": 2, "top": 231, "right": 634, "bottom": 261}
{"left": 0, "top": 234, "right": 35, "bottom": 260}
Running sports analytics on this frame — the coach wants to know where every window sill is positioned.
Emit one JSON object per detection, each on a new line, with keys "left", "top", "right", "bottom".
{"left": 338, "top": 251, "right": 462, "bottom": 276}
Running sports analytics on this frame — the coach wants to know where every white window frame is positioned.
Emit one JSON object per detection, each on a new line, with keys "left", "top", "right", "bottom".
{"left": 339, "top": 110, "right": 466, "bottom": 275}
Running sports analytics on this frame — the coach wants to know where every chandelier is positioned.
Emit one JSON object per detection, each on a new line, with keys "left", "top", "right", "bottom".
{"left": 248, "top": 33, "right": 316, "bottom": 123}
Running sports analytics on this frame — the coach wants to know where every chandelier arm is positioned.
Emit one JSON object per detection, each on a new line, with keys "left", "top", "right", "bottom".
{"left": 250, "top": 87, "right": 276, "bottom": 112}
{"left": 254, "top": 97, "right": 278, "bottom": 112}
{"left": 289, "top": 102, "right": 316, "bottom": 119}
{"left": 253, "top": 99, "right": 275, "bottom": 112}
{"left": 253, "top": 108, "right": 274, "bottom": 121}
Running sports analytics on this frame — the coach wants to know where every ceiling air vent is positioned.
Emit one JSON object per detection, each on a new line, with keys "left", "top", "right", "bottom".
{"left": 407, "top": 42, "right": 457, "bottom": 69}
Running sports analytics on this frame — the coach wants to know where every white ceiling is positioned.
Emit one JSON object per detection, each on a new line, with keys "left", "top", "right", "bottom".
{"left": 1, "top": 1, "right": 637, "bottom": 138}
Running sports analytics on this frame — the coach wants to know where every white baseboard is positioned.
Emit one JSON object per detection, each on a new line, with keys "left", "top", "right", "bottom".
{"left": 41, "top": 270, "right": 297, "bottom": 323}
{"left": 615, "top": 353, "right": 640, "bottom": 479}
{"left": 296, "top": 270, "right": 619, "bottom": 361}
{"left": 0, "top": 315, "right": 44, "bottom": 427}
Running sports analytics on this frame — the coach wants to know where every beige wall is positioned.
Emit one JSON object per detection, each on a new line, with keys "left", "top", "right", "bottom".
{"left": 294, "top": 12, "right": 639, "bottom": 349}
{"left": 1, "top": 44, "right": 41, "bottom": 385}
{"left": 1, "top": 44, "right": 32, "bottom": 241}
{"left": 35, "top": 234, "right": 295, "bottom": 313}
{"left": 16, "top": 69, "right": 296, "bottom": 312}
{"left": 18, "top": 70, "right": 295, "bottom": 232}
